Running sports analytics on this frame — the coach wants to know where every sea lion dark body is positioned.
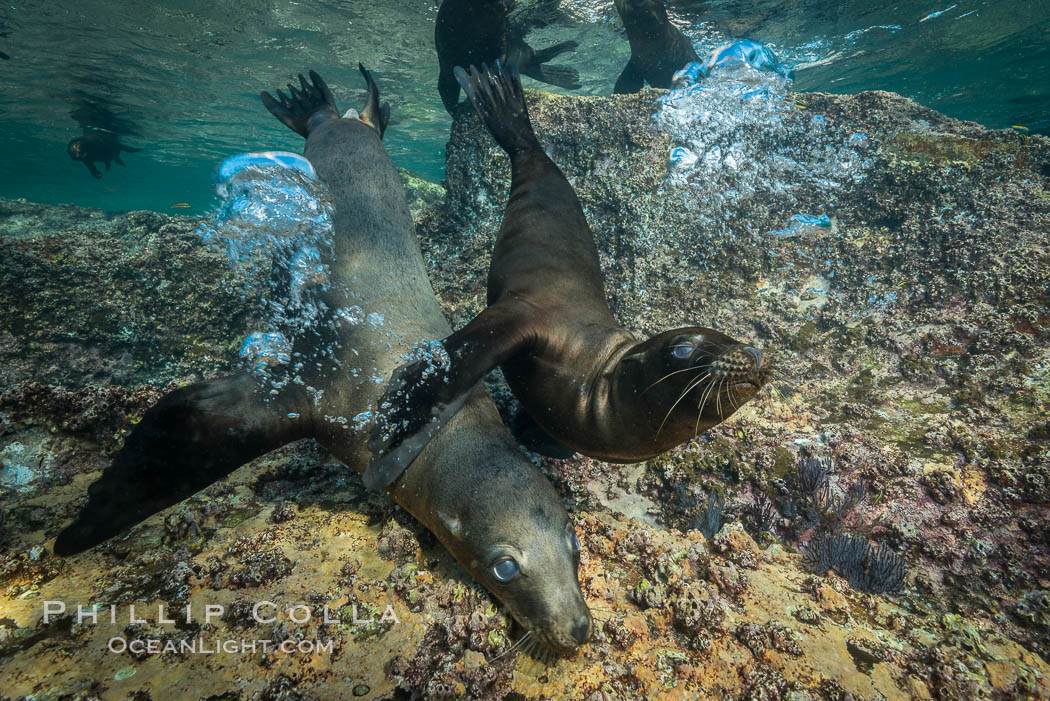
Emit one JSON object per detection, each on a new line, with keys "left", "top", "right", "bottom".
{"left": 435, "top": 0, "right": 579, "bottom": 115}
{"left": 67, "top": 128, "right": 141, "bottom": 179}
{"left": 612, "top": 0, "right": 700, "bottom": 93}
{"left": 56, "top": 69, "right": 591, "bottom": 655}
{"left": 367, "top": 62, "right": 769, "bottom": 489}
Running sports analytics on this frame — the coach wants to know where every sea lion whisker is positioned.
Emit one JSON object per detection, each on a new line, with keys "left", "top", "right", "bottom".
{"left": 491, "top": 630, "right": 531, "bottom": 662}
{"left": 657, "top": 372, "right": 710, "bottom": 437}
{"left": 769, "top": 381, "right": 787, "bottom": 401}
{"left": 693, "top": 377, "right": 720, "bottom": 435}
{"left": 728, "top": 382, "right": 740, "bottom": 410}
{"left": 697, "top": 375, "right": 718, "bottom": 415}
{"left": 642, "top": 365, "right": 708, "bottom": 394}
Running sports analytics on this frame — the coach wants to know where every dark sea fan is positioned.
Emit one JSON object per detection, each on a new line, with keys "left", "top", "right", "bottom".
{"left": 796, "top": 454, "right": 865, "bottom": 533}
{"left": 746, "top": 493, "right": 779, "bottom": 535}
{"left": 803, "top": 533, "right": 906, "bottom": 595}
{"left": 694, "top": 490, "right": 725, "bottom": 540}
{"left": 798, "top": 455, "right": 831, "bottom": 495}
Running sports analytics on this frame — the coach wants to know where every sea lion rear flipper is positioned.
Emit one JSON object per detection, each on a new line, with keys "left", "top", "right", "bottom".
{"left": 531, "top": 40, "right": 578, "bottom": 65}
{"left": 261, "top": 70, "right": 339, "bottom": 138}
{"left": 522, "top": 40, "right": 581, "bottom": 89}
{"left": 120, "top": 144, "right": 142, "bottom": 153}
{"left": 453, "top": 60, "right": 540, "bottom": 155}
{"left": 613, "top": 57, "right": 645, "bottom": 94}
{"left": 114, "top": 155, "right": 125, "bottom": 166}
{"left": 53, "top": 373, "right": 307, "bottom": 555}
{"left": 522, "top": 61, "right": 581, "bottom": 90}
{"left": 365, "top": 303, "right": 535, "bottom": 491}
{"left": 358, "top": 64, "right": 391, "bottom": 139}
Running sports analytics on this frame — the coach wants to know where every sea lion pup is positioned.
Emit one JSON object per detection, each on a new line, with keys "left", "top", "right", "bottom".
{"left": 435, "top": 0, "right": 580, "bottom": 115}
{"left": 67, "top": 128, "right": 142, "bottom": 179}
{"left": 612, "top": 0, "right": 700, "bottom": 93}
{"left": 366, "top": 61, "right": 771, "bottom": 490}
{"left": 54, "top": 67, "right": 591, "bottom": 656}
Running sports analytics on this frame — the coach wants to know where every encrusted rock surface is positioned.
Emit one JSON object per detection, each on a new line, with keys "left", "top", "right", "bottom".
{"left": 1, "top": 85, "right": 1049, "bottom": 699}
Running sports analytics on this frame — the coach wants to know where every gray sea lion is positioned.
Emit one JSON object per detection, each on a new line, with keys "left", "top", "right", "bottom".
{"left": 366, "top": 61, "right": 770, "bottom": 490}
{"left": 612, "top": 0, "right": 700, "bottom": 93}
{"left": 436, "top": 0, "right": 580, "bottom": 115}
{"left": 55, "top": 67, "right": 591, "bottom": 655}
{"left": 67, "top": 128, "right": 141, "bottom": 179}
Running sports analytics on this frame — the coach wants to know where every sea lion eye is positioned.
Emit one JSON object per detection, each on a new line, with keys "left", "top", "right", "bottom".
{"left": 570, "top": 532, "right": 581, "bottom": 559}
{"left": 671, "top": 344, "right": 694, "bottom": 360}
{"left": 492, "top": 557, "right": 520, "bottom": 582}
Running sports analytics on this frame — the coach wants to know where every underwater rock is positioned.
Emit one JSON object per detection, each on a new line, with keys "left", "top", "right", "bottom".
{"left": 1, "top": 81, "right": 1049, "bottom": 697}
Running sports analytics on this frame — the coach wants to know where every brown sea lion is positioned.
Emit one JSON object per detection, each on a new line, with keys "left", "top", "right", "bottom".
{"left": 435, "top": 0, "right": 580, "bottom": 115}
{"left": 612, "top": 0, "right": 700, "bottom": 93}
{"left": 366, "top": 61, "right": 770, "bottom": 490}
{"left": 55, "top": 67, "right": 591, "bottom": 655}
{"left": 67, "top": 128, "right": 141, "bottom": 179}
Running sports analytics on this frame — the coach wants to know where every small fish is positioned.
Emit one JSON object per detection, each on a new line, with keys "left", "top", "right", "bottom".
{"left": 170, "top": 202, "right": 191, "bottom": 209}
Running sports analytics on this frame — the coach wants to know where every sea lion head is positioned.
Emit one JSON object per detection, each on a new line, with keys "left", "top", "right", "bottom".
{"left": 625, "top": 326, "right": 771, "bottom": 439}
{"left": 614, "top": 0, "right": 670, "bottom": 25}
{"left": 67, "top": 137, "right": 85, "bottom": 161}
{"left": 477, "top": 0, "right": 515, "bottom": 14}
{"left": 416, "top": 425, "right": 592, "bottom": 656}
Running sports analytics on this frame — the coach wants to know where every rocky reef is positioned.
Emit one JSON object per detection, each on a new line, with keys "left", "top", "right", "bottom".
{"left": 1, "top": 84, "right": 1049, "bottom": 700}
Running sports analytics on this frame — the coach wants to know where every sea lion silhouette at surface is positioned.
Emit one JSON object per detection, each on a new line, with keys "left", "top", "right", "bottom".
{"left": 612, "top": 0, "right": 700, "bottom": 93}
{"left": 67, "top": 100, "right": 143, "bottom": 179}
{"left": 366, "top": 61, "right": 771, "bottom": 490}
{"left": 67, "top": 128, "right": 141, "bottom": 179}
{"left": 55, "top": 67, "right": 592, "bottom": 655}
{"left": 435, "top": 0, "right": 580, "bottom": 114}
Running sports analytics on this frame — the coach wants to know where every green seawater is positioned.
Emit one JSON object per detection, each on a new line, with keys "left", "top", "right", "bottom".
{"left": 0, "top": 0, "right": 1047, "bottom": 214}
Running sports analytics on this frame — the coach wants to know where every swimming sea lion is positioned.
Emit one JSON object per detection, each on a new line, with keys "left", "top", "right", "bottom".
{"left": 366, "top": 61, "right": 770, "bottom": 490}
{"left": 55, "top": 67, "right": 591, "bottom": 655}
{"left": 67, "top": 128, "right": 141, "bottom": 179}
{"left": 612, "top": 0, "right": 700, "bottom": 93}
{"left": 435, "top": 0, "right": 580, "bottom": 115}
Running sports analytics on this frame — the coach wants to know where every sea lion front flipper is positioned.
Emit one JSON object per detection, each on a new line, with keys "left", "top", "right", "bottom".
{"left": 365, "top": 302, "right": 536, "bottom": 491}
{"left": 613, "top": 56, "right": 645, "bottom": 94}
{"left": 53, "top": 373, "right": 307, "bottom": 555}
{"left": 509, "top": 407, "right": 575, "bottom": 459}
{"left": 438, "top": 65, "right": 462, "bottom": 114}
{"left": 357, "top": 64, "right": 391, "bottom": 139}
{"left": 453, "top": 60, "right": 541, "bottom": 155}
{"left": 84, "top": 162, "right": 102, "bottom": 179}
{"left": 261, "top": 69, "right": 339, "bottom": 138}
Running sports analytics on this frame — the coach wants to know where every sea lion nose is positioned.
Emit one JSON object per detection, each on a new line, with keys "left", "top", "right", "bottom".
{"left": 571, "top": 615, "right": 592, "bottom": 645}
{"left": 744, "top": 346, "right": 763, "bottom": 369}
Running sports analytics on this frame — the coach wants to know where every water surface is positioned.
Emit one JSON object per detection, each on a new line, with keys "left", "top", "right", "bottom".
{"left": 0, "top": 0, "right": 1045, "bottom": 213}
